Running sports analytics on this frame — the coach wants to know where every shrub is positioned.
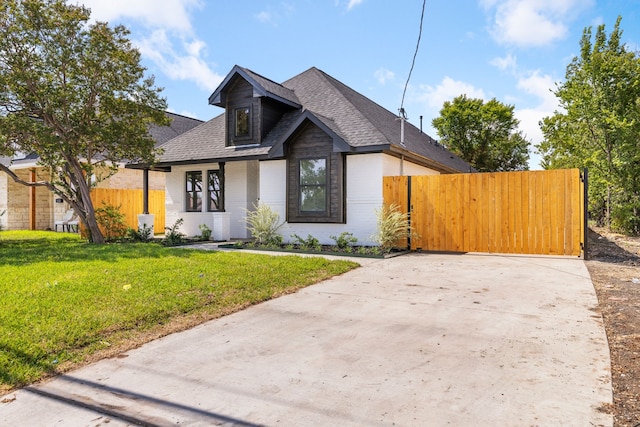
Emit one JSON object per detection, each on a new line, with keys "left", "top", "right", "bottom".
{"left": 372, "top": 203, "right": 413, "bottom": 252}
{"left": 127, "top": 223, "right": 154, "bottom": 242}
{"left": 291, "top": 233, "right": 321, "bottom": 252}
{"left": 199, "top": 224, "right": 212, "bottom": 241}
{"left": 95, "top": 203, "right": 128, "bottom": 241}
{"left": 244, "top": 201, "right": 283, "bottom": 246}
{"left": 330, "top": 231, "right": 358, "bottom": 250}
{"left": 163, "top": 218, "right": 185, "bottom": 246}
{"left": 612, "top": 200, "right": 640, "bottom": 236}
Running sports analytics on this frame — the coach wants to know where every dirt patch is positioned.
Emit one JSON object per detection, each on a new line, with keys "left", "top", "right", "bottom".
{"left": 586, "top": 227, "right": 640, "bottom": 426}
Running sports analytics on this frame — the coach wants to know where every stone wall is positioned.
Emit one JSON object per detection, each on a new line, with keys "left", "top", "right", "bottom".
{"left": 96, "top": 168, "right": 165, "bottom": 191}
{"left": 0, "top": 173, "right": 8, "bottom": 230}
{"left": 5, "top": 168, "right": 53, "bottom": 230}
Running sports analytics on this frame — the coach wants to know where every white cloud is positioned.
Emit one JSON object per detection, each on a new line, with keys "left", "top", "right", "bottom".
{"left": 138, "top": 30, "right": 223, "bottom": 92}
{"left": 482, "top": 0, "right": 594, "bottom": 47}
{"left": 512, "top": 70, "right": 560, "bottom": 168}
{"left": 374, "top": 68, "right": 395, "bottom": 85}
{"left": 417, "top": 77, "right": 487, "bottom": 109}
{"left": 347, "top": 0, "right": 364, "bottom": 11}
{"left": 516, "top": 70, "right": 558, "bottom": 111}
{"left": 490, "top": 53, "right": 517, "bottom": 72}
{"left": 77, "top": 0, "right": 202, "bottom": 33}
{"left": 72, "top": 0, "right": 221, "bottom": 94}
{"left": 255, "top": 11, "right": 275, "bottom": 24}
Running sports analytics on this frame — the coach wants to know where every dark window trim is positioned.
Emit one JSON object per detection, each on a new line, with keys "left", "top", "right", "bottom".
{"left": 207, "top": 163, "right": 225, "bottom": 212}
{"left": 298, "top": 157, "right": 328, "bottom": 215}
{"left": 185, "top": 170, "right": 202, "bottom": 212}
{"left": 234, "top": 106, "right": 252, "bottom": 139}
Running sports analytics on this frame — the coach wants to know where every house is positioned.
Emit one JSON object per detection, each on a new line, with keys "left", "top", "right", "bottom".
{"left": 0, "top": 112, "right": 203, "bottom": 231}
{"left": 131, "top": 66, "right": 472, "bottom": 245}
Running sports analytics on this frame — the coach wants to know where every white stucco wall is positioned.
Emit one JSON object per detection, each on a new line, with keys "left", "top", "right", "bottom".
{"left": 165, "top": 160, "right": 259, "bottom": 239}
{"left": 165, "top": 154, "right": 440, "bottom": 243}
{"left": 381, "top": 154, "right": 440, "bottom": 176}
{"left": 258, "top": 153, "right": 440, "bottom": 246}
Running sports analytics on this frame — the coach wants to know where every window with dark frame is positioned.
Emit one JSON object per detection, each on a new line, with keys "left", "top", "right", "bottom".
{"left": 235, "top": 106, "right": 250, "bottom": 138}
{"left": 207, "top": 169, "right": 224, "bottom": 211}
{"left": 299, "top": 158, "right": 327, "bottom": 213}
{"left": 185, "top": 171, "right": 202, "bottom": 212}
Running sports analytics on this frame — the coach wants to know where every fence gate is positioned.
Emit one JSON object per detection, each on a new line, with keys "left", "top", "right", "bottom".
{"left": 383, "top": 169, "right": 586, "bottom": 257}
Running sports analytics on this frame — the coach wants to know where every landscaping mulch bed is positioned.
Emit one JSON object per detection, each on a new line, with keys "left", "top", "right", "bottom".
{"left": 586, "top": 227, "right": 640, "bottom": 426}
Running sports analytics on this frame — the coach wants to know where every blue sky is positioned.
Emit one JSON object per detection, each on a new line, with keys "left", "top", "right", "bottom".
{"left": 76, "top": 0, "right": 640, "bottom": 169}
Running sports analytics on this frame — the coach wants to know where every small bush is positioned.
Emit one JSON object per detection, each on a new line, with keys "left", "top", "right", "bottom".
{"left": 612, "top": 201, "right": 640, "bottom": 236}
{"left": 199, "top": 224, "right": 212, "bottom": 241}
{"left": 95, "top": 203, "right": 128, "bottom": 241}
{"left": 127, "top": 224, "right": 154, "bottom": 242}
{"left": 291, "top": 233, "right": 321, "bottom": 252}
{"left": 330, "top": 231, "right": 358, "bottom": 250}
{"left": 163, "top": 218, "right": 185, "bottom": 246}
{"left": 372, "top": 203, "right": 413, "bottom": 252}
{"left": 244, "top": 201, "right": 283, "bottom": 246}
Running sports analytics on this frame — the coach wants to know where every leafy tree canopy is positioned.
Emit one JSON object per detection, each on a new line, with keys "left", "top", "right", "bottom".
{"left": 537, "top": 16, "right": 640, "bottom": 233}
{"left": 432, "top": 94, "right": 530, "bottom": 172}
{"left": 0, "top": 0, "right": 169, "bottom": 243}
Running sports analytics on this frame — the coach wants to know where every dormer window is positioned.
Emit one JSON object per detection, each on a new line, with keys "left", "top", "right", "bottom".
{"left": 235, "top": 106, "right": 251, "bottom": 138}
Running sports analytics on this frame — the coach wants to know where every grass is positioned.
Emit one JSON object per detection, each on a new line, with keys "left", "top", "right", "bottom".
{"left": 0, "top": 231, "right": 358, "bottom": 392}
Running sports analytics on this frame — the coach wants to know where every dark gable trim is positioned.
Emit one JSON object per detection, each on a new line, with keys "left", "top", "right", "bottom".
{"left": 209, "top": 65, "right": 301, "bottom": 109}
{"left": 269, "top": 110, "right": 352, "bottom": 158}
{"left": 286, "top": 121, "right": 345, "bottom": 224}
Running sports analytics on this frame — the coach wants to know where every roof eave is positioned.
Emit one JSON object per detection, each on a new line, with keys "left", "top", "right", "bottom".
{"left": 387, "top": 145, "right": 472, "bottom": 174}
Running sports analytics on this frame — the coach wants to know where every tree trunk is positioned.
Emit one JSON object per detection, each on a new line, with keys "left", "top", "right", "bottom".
{"left": 81, "top": 209, "right": 104, "bottom": 244}
{"left": 68, "top": 158, "right": 105, "bottom": 244}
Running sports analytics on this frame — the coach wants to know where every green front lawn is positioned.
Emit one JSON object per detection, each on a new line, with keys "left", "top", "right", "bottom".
{"left": 0, "top": 231, "right": 358, "bottom": 392}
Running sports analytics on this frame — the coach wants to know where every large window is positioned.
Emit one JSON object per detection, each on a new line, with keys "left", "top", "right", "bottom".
{"left": 207, "top": 168, "right": 224, "bottom": 211}
{"left": 185, "top": 171, "right": 202, "bottom": 212}
{"left": 299, "top": 158, "right": 327, "bottom": 212}
{"left": 235, "top": 106, "right": 251, "bottom": 138}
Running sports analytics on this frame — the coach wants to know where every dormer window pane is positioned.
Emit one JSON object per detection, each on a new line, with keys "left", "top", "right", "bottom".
{"left": 235, "top": 107, "right": 250, "bottom": 137}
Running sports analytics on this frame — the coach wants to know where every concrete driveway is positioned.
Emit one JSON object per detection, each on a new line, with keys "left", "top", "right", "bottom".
{"left": 1, "top": 253, "right": 612, "bottom": 426}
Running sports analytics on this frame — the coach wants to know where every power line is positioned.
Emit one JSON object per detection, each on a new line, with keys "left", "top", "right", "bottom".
{"left": 400, "top": 0, "right": 427, "bottom": 116}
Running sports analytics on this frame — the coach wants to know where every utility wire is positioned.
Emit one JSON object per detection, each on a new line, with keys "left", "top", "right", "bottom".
{"left": 400, "top": 0, "right": 427, "bottom": 117}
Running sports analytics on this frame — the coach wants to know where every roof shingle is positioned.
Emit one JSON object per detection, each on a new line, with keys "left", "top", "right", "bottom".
{"left": 157, "top": 66, "right": 471, "bottom": 173}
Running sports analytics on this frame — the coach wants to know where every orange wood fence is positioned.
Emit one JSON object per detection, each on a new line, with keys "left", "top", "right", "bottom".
{"left": 91, "top": 188, "right": 165, "bottom": 234}
{"left": 383, "top": 169, "right": 586, "bottom": 256}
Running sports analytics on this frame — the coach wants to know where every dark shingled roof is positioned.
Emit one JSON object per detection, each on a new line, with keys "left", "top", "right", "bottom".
{"left": 149, "top": 112, "right": 203, "bottom": 146}
{"left": 8, "top": 111, "right": 202, "bottom": 168}
{"left": 156, "top": 66, "right": 471, "bottom": 173}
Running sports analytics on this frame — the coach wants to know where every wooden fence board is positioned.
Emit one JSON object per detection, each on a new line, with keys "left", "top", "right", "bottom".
{"left": 91, "top": 188, "right": 165, "bottom": 234}
{"left": 383, "top": 169, "right": 584, "bottom": 256}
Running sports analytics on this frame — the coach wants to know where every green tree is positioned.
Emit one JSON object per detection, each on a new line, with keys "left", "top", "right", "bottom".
{"left": 432, "top": 95, "right": 530, "bottom": 172}
{"left": 537, "top": 16, "right": 640, "bottom": 232}
{"left": 0, "top": 0, "right": 168, "bottom": 243}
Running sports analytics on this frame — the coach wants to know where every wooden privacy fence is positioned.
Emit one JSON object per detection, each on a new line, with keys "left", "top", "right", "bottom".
{"left": 383, "top": 169, "right": 586, "bottom": 257}
{"left": 91, "top": 188, "right": 165, "bottom": 234}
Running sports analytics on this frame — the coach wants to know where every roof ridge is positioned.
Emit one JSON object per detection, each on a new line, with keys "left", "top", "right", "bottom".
{"left": 164, "top": 111, "right": 204, "bottom": 122}
{"left": 305, "top": 68, "right": 391, "bottom": 144}
{"left": 241, "top": 66, "right": 290, "bottom": 91}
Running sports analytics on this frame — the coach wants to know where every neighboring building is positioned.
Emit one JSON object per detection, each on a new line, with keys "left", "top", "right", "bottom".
{"left": 0, "top": 112, "right": 203, "bottom": 231}
{"left": 136, "top": 65, "right": 472, "bottom": 244}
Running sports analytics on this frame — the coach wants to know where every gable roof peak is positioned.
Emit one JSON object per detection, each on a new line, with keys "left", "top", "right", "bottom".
{"left": 208, "top": 64, "right": 300, "bottom": 109}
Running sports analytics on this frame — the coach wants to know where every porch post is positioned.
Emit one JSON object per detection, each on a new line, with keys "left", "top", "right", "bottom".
{"left": 137, "top": 167, "right": 154, "bottom": 233}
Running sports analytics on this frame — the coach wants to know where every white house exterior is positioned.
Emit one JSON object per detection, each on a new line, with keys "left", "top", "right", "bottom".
{"left": 133, "top": 66, "right": 471, "bottom": 245}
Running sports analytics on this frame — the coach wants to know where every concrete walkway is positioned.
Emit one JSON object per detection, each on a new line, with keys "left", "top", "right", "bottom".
{"left": 1, "top": 253, "right": 612, "bottom": 426}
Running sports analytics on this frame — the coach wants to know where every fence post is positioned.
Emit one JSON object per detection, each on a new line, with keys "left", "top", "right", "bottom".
{"left": 582, "top": 168, "right": 589, "bottom": 260}
{"left": 407, "top": 176, "right": 412, "bottom": 251}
